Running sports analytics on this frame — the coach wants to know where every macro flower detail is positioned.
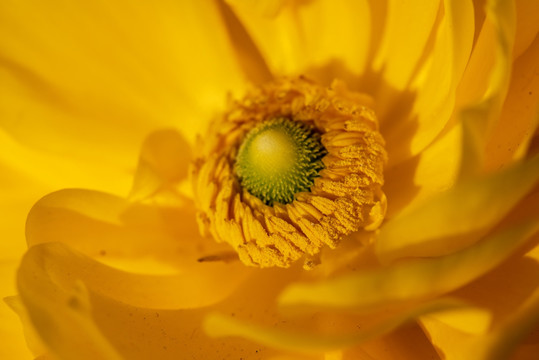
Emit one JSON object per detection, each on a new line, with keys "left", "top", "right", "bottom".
{"left": 191, "top": 77, "right": 387, "bottom": 268}
{"left": 1, "top": 0, "right": 538, "bottom": 359}
{"left": 235, "top": 117, "right": 327, "bottom": 206}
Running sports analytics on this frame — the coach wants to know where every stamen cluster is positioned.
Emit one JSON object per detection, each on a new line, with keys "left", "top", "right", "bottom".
{"left": 191, "top": 77, "right": 387, "bottom": 268}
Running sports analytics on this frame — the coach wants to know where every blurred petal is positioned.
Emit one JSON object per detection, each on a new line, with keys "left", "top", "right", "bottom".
{"left": 19, "top": 242, "right": 249, "bottom": 310}
{"left": 455, "top": 0, "right": 517, "bottom": 178}
{"left": 1, "top": 277, "right": 35, "bottom": 360}
{"left": 384, "top": 123, "right": 461, "bottom": 218}
{"left": 217, "top": 0, "right": 273, "bottom": 85}
{"left": 204, "top": 298, "right": 462, "bottom": 353}
{"left": 26, "top": 188, "right": 247, "bottom": 276}
{"left": 0, "top": 0, "right": 247, "bottom": 167}
{"left": 0, "top": 128, "right": 130, "bottom": 199}
{"left": 424, "top": 306, "right": 492, "bottom": 335}
{"left": 17, "top": 247, "right": 123, "bottom": 359}
{"left": 18, "top": 256, "right": 304, "bottom": 359}
{"left": 0, "top": 129, "right": 125, "bottom": 359}
{"left": 485, "top": 36, "right": 539, "bottom": 171}
{"left": 279, "top": 220, "right": 539, "bottom": 311}
{"left": 383, "top": 0, "right": 475, "bottom": 166}
{"left": 372, "top": 0, "right": 440, "bottom": 91}
{"left": 513, "top": 0, "right": 539, "bottom": 59}
{"left": 4, "top": 296, "right": 47, "bottom": 359}
{"left": 377, "top": 154, "right": 539, "bottom": 261}
{"left": 129, "top": 129, "right": 192, "bottom": 202}
{"left": 340, "top": 324, "right": 441, "bottom": 360}
{"left": 226, "top": 0, "right": 372, "bottom": 79}
{"left": 420, "top": 240, "right": 539, "bottom": 359}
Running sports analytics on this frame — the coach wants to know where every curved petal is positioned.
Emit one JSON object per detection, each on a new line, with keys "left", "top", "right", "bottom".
{"left": 19, "top": 243, "right": 249, "bottom": 310}
{"left": 340, "top": 324, "right": 440, "bottom": 360}
{"left": 217, "top": 0, "right": 273, "bottom": 85}
{"left": 383, "top": 122, "right": 461, "bottom": 219}
{"left": 4, "top": 296, "right": 48, "bottom": 359}
{"left": 484, "top": 36, "right": 539, "bottom": 171}
{"left": 513, "top": 0, "right": 539, "bottom": 60}
{"left": 17, "top": 245, "right": 309, "bottom": 359}
{"left": 0, "top": 128, "right": 130, "bottom": 198}
{"left": 204, "top": 298, "right": 462, "bottom": 353}
{"left": 382, "top": 0, "right": 475, "bottom": 166}
{"left": 377, "top": 154, "right": 539, "bottom": 261}
{"left": 129, "top": 129, "right": 192, "bottom": 202}
{"left": 226, "top": 0, "right": 372, "bottom": 79}
{"left": 420, "top": 241, "right": 539, "bottom": 360}
{"left": 454, "top": 0, "right": 517, "bottom": 178}
{"left": 1, "top": 282, "right": 35, "bottom": 360}
{"left": 17, "top": 247, "right": 123, "bottom": 360}
{"left": 0, "top": 0, "right": 247, "bottom": 163}
{"left": 371, "top": 0, "right": 440, "bottom": 92}
{"left": 279, "top": 220, "right": 539, "bottom": 311}
{"left": 26, "top": 188, "right": 235, "bottom": 273}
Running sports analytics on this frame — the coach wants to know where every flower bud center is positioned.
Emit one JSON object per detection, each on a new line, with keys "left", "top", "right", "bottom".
{"left": 235, "top": 118, "right": 327, "bottom": 205}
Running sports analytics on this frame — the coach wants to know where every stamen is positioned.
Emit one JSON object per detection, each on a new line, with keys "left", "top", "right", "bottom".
{"left": 235, "top": 118, "right": 327, "bottom": 205}
{"left": 190, "top": 77, "right": 388, "bottom": 268}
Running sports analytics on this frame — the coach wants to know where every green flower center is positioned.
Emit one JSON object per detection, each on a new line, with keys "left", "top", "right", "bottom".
{"left": 235, "top": 118, "right": 327, "bottom": 205}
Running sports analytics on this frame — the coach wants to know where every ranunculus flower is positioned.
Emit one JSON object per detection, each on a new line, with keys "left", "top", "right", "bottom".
{"left": 1, "top": 0, "right": 538, "bottom": 359}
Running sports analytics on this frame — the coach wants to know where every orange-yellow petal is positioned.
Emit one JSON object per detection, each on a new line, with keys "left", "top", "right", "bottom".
{"left": 484, "top": 36, "right": 539, "bottom": 171}
{"left": 204, "top": 298, "right": 462, "bottom": 353}
{"left": 19, "top": 242, "right": 249, "bottom": 310}
{"left": 382, "top": 0, "right": 475, "bottom": 166}
{"left": 377, "top": 154, "right": 539, "bottom": 261}
{"left": 226, "top": 0, "right": 372, "bottom": 79}
{"left": 17, "top": 247, "right": 123, "bottom": 359}
{"left": 455, "top": 0, "right": 517, "bottom": 178}
{"left": 420, "top": 240, "right": 539, "bottom": 359}
{"left": 0, "top": 0, "right": 247, "bottom": 161}
{"left": 372, "top": 0, "right": 440, "bottom": 92}
{"left": 279, "top": 220, "right": 539, "bottom": 311}
{"left": 129, "top": 129, "right": 192, "bottom": 202}
{"left": 512, "top": 0, "right": 539, "bottom": 59}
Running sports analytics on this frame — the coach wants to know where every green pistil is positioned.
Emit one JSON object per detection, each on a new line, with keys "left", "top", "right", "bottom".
{"left": 235, "top": 118, "right": 327, "bottom": 205}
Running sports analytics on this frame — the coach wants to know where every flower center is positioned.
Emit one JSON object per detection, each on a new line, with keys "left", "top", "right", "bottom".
{"left": 191, "top": 77, "right": 388, "bottom": 268}
{"left": 235, "top": 118, "right": 327, "bottom": 206}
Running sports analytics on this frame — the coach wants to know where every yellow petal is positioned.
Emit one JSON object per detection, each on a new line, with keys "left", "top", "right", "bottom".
{"left": 1, "top": 267, "right": 35, "bottom": 360}
{"left": 17, "top": 247, "right": 123, "bottom": 360}
{"left": 485, "top": 36, "right": 539, "bottom": 171}
{"left": 372, "top": 0, "right": 440, "bottom": 91}
{"left": 25, "top": 188, "right": 251, "bottom": 308}
{"left": 340, "top": 323, "right": 441, "bottom": 360}
{"left": 0, "top": 0, "right": 246, "bottom": 159}
{"left": 217, "top": 0, "right": 273, "bottom": 85}
{"left": 420, "top": 241, "right": 539, "bottom": 359}
{"left": 279, "top": 220, "right": 539, "bottom": 311}
{"left": 204, "top": 298, "right": 463, "bottom": 353}
{"left": 27, "top": 189, "right": 202, "bottom": 270}
{"left": 377, "top": 154, "right": 539, "bottom": 261}
{"left": 17, "top": 247, "right": 303, "bottom": 359}
{"left": 513, "top": 0, "right": 539, "bottom": 59}
{"left": 455, "top": 0, "right": 517, "bottom": 178}
{"left": 422, "top": 306, "right": 493, "bottom": 335}
{"left": 4, "top": 296, "right": 47, "bottom": 359}
{"left": 129, "top": 129, "right": 192, "bottom": 202}
{"left": 226, "top": 0, "right": 372, "bottom": 79}
{"left": 383, "top": 122, "right": 461, "bottom": 219}
{"left": 382, "top": 0, "right": 475, "bottom": 166}
{"left": 0, "top": 128, "right": 130, "bottom": 198}
{"left": 21, "top": 241, "right": 249, "bottom": 311}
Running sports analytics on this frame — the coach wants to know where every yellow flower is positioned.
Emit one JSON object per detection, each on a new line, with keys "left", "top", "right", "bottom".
{"left": 1, "top": 0, "right": 538, "bottom": 359}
